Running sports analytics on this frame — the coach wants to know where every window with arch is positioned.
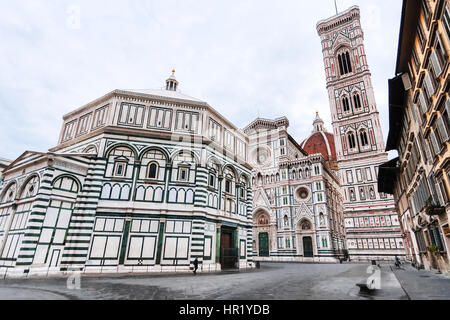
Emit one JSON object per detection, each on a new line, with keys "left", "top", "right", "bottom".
{"left": 107, "top": 146, "right": 135, "bottom": 179}
{"left": 207, "top": 160, "right": 220, "bottom": 189}
{"left": 223, "top": 166, "right": 237, "bottom": 195}
{"left": 147, "top": 162, "right": 159, "bottom": 179}
{"left": 240, "top": 185, "right": 246, "bottom": 199}
{"left": 348, "top": 132, "right": 357, "bottom": 149}
{"left": 53, "top": 176, "right": 79, "bottom": 193}
{"left": 337, "top": 51, "right": 353, "bottom": 76}
{"left": 225, "top": 178, "right": 232, "bottom": 193}
{"left": 20, "top": 176, "right": 39, "bottom": 199}
{"left": 209, "top": 171, "right": 216, "bottom": 188}
{"left": 1, "top": 183, "right": 17, "bottom": 204}
{"left": 342, "top": 96, "right": 350, "bottom": 112}
{"left": 353, "top": 94, "right": 362, "bottom": 110}
{"left": 360, "top": 130, "right": 369, "bottom": 147}
{"left": 141, "top": 149, "right": 167, "bottom": 181}
{"left": 240, "top": 175, "right": 249, "bottom": 200}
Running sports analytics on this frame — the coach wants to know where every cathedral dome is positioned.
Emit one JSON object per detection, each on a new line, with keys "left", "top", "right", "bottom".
{"left": 300, "top": 112, "right": 336, "bottom": 162}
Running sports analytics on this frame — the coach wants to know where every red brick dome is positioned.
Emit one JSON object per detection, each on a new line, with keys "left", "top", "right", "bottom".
{"left": 300, "top": 113, "right": 337, "bottom": 162}
{"left": 301, "top": 131, "right": 336, "bottom": 161}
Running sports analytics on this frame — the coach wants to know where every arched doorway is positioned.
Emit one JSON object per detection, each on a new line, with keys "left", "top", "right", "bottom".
{"left": 254, "top": 209, "right": 271, "bottom": 257}
{"left": 258, "top": 233, "right": 269, "bottom": 257}
{"left": 303, "top": 237, "right": 313, "bottom": 258}
{"left": 296, "top": 218, "right": 315, "bottom": 258}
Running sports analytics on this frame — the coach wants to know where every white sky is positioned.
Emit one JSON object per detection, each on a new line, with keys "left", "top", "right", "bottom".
{"left": 0, "top": 0, "right": 403, "bottom": 161}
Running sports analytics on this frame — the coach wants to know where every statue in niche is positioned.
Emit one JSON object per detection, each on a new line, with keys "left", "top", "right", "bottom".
{"left": 319, "top": 213, "right": 325, "bottom": 227}
{"left": 284, "top": 215, "right": 289, "bottom": 227}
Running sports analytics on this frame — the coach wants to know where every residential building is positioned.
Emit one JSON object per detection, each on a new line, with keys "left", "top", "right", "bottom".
{"left": 379, "top": 0, "right": 450, "bottom": 274}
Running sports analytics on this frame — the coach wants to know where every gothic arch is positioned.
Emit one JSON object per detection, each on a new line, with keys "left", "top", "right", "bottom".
{"left": 253, "top": 208, "right": 271, "bottom": 224}
{"left": 298, "top": 218, "right": 313, "bottom": 231}
{"left": 335, "top": 45, "right": 354, "bottom": 76}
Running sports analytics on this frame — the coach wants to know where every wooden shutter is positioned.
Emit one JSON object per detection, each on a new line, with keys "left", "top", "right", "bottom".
{"left": 419, "top": 92, "right": 428, "bottom": 113}
{"left": 430, "top": 131, "right": 440, "bottom": 155}
{"left": 435, "top": 182, "right": 445, "bottom": 206}
{"left": 430, "top": 50, "right": 443, "bottom": 77}
{"left": 424, "top": 72, "right": 435, "bottom": 97}
{"left": 437, "top": 116, "right": 449, "bottom": 142}
{"left": 446, "top": 98, "right": 450, "bottom": 121}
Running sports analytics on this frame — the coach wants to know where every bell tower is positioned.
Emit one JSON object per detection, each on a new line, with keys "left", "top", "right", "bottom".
{"left": 316, "top": 6, "right": 404, "bottom": 261}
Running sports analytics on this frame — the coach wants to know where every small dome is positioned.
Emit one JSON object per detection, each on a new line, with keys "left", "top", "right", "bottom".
{"left": 301, "top": 113, "right": 336, "bottom": 161}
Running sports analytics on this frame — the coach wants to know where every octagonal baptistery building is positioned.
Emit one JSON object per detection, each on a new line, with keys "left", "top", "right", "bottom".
{"left": 245, "top": 115, "right": 346, "bottom": 263}
{"left": 0, "top": 72, "right": 254, "bottom": 278}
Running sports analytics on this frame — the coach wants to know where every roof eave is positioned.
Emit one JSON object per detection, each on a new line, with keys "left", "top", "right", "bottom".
{"left": 395, "top": 0, "right": 421, "bottom": 74}
{"left": 386, "top": 75, "right": 406, "bottom": 151}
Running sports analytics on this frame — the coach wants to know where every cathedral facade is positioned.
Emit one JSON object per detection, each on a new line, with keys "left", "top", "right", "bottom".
{"left": 245, "top": 116, "right": 346, "bottom": 262}
{"left": 317, "top": 6, "right": 405, "bottom": 260}
{"left": 0, "top": 73, "right": 254, "bottom": 277}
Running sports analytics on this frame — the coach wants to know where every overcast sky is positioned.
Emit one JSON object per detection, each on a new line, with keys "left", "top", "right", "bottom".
{"left": 0, "top": 0, "right": 403, "bottom": 161}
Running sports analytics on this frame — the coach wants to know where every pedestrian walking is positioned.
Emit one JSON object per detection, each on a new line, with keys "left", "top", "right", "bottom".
{"left": 193, "top": 258, "right": 199, "bottom": 275}
{"left": 394, "top": 255, "right": 401, "bottom": 269}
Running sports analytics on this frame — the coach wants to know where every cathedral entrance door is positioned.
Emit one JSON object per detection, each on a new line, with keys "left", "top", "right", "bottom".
{"left": 303, "top": 237, "right": 313, "bottom": 258}
{"left": 258, "top": 233, "right": 269, "bottom": 257}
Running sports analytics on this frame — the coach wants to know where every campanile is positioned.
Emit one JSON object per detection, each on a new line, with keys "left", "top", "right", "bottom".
{"left": 316, "top": 6, "right": 404, "bottom": 260}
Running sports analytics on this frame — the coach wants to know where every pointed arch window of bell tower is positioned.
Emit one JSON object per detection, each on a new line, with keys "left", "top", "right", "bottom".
{"left": 337, "top": 51, "right": 353, "bottom": 76}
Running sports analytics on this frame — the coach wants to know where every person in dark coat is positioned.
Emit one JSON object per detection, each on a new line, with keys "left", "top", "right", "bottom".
{"left": 193, "top": 258, "right": 199, "bottom": 275}
{"left": 394, "top": 255, "right": 401, "bottom": 268}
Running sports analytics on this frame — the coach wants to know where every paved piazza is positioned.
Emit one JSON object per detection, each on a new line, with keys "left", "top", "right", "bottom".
{"left": 0, "top": 262, "right": 448, "bottom": 300}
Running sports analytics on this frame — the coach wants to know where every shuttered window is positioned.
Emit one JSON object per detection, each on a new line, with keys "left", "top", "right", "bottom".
{"left": 424, "top": 72, "right": 435, "bottom": 98}
{"left": 419, "top": 92, "right": 428, "bottom": 113}
{"left": 444, "top": 4, "right": 450, "bottom": 42}
{"left": 430, "top": 131, "right": 440, "bottom": 155}
{"left": 437, "top": 117, "right": 449, "bottom": 143}
{"left": 430, "top": 50, "right": 443, "bottom": 78}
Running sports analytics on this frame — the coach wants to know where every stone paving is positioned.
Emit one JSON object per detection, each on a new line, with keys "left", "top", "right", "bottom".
{"left": 0, "top": 262, "right": 448, "bottom": 300}
{"left": 391, "top": 264, "right": 450, "bottom": 300}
